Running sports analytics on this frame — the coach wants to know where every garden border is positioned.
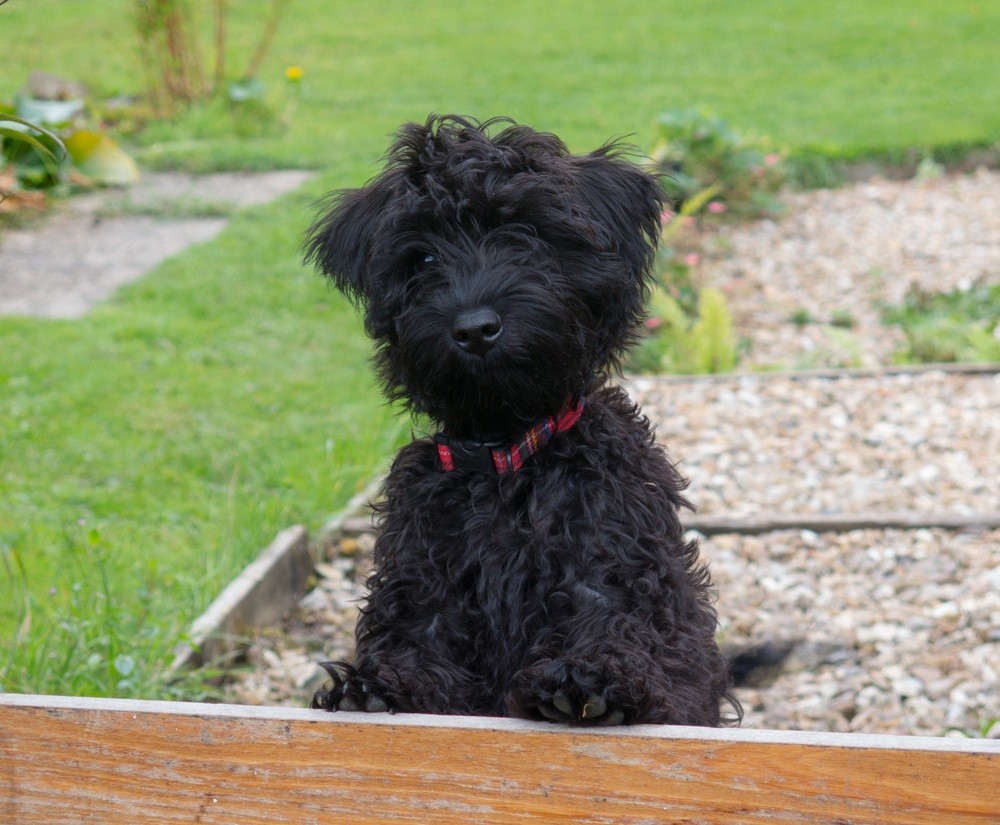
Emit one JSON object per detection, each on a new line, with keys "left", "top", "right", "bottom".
{"left": 638, "top": 360, "right": 1000, "bottom": 384}
{"left": 1, "top": 692, "right": 997, "bottom": 824}
{"left": 685, "top": 510, "right": 1000, "bottom": 536}
{"left": 169, "top": 475, "right": 383, "bottom": 673}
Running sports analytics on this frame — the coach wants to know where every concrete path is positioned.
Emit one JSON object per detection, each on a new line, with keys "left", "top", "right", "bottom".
{"left": 0, "top": 170, "right": 315, "bottom": 318}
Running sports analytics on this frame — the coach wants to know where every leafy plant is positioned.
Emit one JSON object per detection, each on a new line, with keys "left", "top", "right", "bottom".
{"left": 789, "top": 308, "right": 813, "bottom": 327}
{"left": 651, "top": 108, "right": 785, "bottom": 218}
{"left": 0, "top": 112, "right": 68, "bottom": 194}
{"left": 883, "top": 283, "right": 1000, "bottom": 364}
{"left": 1, "top": 110, "right": 138, "bottom": 205}
{"left": 631, "top": 285, "right": 739, "bottom": 375}
{"left": 689, "top": 287, "right": 739, "bottom": 373}
{"left": 829, "top": 309, "right": 856, "bottom": 329}
{"left": 628, "top": 181, "right": 743, "bottom": 375}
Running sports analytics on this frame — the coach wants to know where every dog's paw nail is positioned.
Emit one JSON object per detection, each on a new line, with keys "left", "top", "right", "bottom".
{"left": 365, "top": 695, "right": 389, "bottom": 713}
{"left": 552, "top": 689, "right": 574, "bottom": 717}
{"left": 598, "top": 708, "right": 626, "bottom": 726}
{"left": 581, "top": 694, "right": 606, "bottom": 719}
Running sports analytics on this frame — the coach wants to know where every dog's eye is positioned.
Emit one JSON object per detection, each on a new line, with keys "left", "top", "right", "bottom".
{"left": 416, "top": 253, "right": 437, "bottom": 270}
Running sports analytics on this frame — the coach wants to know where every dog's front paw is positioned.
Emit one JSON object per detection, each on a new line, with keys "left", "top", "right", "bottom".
{"left": 311, "top": 661, "right": 392, "bottom": 713}
{"left": 510, "top": 658, "right": 634, "bottom": 726}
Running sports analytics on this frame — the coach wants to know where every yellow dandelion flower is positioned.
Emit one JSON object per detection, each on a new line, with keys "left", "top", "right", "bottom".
{"left": 285, "top": 66, "right": 303, "bottom": 82}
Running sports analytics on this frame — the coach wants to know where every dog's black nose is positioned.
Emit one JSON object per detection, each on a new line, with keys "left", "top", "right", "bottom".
{"left": 452, "top": 308, "right": 503, "bottom": 356}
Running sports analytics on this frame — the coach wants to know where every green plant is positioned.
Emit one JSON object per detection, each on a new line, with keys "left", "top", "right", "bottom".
{"left": 651, "top": 108, "right": 784, "bottom": 218}
{"left": 688, "top": 287, "right": 739, "bottom": 373}
{"left": 883, "top": 283, "right": 1000, "bottom": 364}
{"left": 946, "top": 718, "right": 1000, "bottom": 739}
{"left": 830, "top": 309, "right": 856, "bottom": 329}
{"left": 1, "top": 110, "right": 137, "bottom": 202}
{"left": 790, "top": 308, "right": 813, "bottom": 327}
{"left": 134, "top": 0, "right": 289, "bottom": 114}
{"left": 0, "top": 111, "right": 68, "bottom": 193}
{"left": 632, "top": 286, "right": 739, "bottom": 375}
{"left": 630, "top": 181, "right": 742, "bottom": 375}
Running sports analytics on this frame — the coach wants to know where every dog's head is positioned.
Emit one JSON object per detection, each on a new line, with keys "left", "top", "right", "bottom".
{"left": 305, "top": 115, "right": 663, "bottom": 438}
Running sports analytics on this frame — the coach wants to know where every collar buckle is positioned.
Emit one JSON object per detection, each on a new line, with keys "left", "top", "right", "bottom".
{"left": 434, "top": 434, "right": 505, "bottom": 474}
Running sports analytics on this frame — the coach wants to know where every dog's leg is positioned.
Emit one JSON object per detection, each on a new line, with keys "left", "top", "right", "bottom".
{"left": 508, "top": 595, "right": 730, "bottom": 727}
{"left": 313, "top": 590, "right": 486, "bottom": 715}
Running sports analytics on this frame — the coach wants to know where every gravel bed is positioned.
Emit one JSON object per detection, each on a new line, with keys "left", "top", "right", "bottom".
{"left": 706, "top": 167, "right": 1000, "bottom": 369}
{"left": 228, "top": 521, "right": 1000, "bottom": 737}
{"left": 227, "top": 369, "right": 1000, "bottom": 737}
{"left": 707, "top": 526, "right": 999, "bottom": 735}
{"left": 625, "top": 370, "right": 1000, "bottom": 518}
{"left": 224, "top": 172, "right": 1000, "bottom": 737}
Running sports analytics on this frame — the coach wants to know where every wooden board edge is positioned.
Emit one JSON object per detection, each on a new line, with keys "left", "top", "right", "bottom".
{"left": 625, "top": 361, "right": 1000, "bottom": 385}
{"left": 684, "top": 512, "right": 1000, "bottom": 536}
{"left": 2, "top": 693, "right": 997, "bottom": 755}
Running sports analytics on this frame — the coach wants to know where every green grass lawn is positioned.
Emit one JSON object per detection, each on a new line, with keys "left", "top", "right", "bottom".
{"left": 0, "top": 186, "right": 405, "bottom": 695}
{"left": 2, "top": 0, "right": 998, "bottom": 697}
{"left": 3, "top": 1, "right": 998, "bottom": 169}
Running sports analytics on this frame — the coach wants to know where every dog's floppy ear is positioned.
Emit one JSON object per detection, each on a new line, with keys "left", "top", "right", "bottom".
{"left": 567, "top": 146, "right": 665, "bottom": 365}
{"left": 570, "top": 145, "right": 665, "bottom": 284}
{"left": 303, "top": 173, "right": 401, "bottom": 304}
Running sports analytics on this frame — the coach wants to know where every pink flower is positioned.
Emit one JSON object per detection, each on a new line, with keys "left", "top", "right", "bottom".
{"left": 645, "top": 317, "right": 664, "bottom": 330}
{"left": 707, "top": 200, "right": 727, "bottom": 214}
{"left": 683, "top": 253, "right": 701, "bottom": 267}
{"left": 764, "top": 152, "right": 781, "bottom": 167}
{"left": 660, "top": 209, "right": 675, "bottom": 224}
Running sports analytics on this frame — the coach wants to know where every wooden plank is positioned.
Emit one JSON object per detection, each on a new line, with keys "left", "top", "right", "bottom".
{"left": 637, "top": 360, "right": 1000, "bottom": 384}
{"left": 684, "top": 511, "right": 1000, "bottom": 536}
{"left": 1, "top": 694, "right": 997, "bottom": 825}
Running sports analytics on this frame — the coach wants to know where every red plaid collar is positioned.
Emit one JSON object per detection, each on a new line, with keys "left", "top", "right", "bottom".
{"left": 434, "top": 397, "right": 585, "bottom": 475}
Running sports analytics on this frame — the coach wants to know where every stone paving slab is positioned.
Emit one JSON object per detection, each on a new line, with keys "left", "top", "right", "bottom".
{"left": 0, "top": 170, "right": 315, "bottom": 318}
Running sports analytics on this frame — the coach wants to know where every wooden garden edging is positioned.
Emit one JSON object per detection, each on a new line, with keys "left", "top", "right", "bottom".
{"left": 683, "top": 510, "right": 1000, "bottom": 536}
{"left": 1, "top": 694, "right": 997, "bottom": 824}
{"left": 169, "top": 474, "right": 383, "bottom": 673}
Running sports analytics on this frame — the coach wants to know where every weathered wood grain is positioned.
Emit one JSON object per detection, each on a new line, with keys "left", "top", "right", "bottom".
{"left": 683, "top": 511, "right": 1000, "bottom": 536}
{"left": 1, "top": 694, "right": 997, "bottom": 824}
{"left": 647, "top": 361, "right": 1000, "bottom": 384}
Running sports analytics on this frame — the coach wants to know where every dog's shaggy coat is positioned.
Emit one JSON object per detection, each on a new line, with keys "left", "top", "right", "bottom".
{"left": 305, "top": 115, "right": 739, "bottom": 726}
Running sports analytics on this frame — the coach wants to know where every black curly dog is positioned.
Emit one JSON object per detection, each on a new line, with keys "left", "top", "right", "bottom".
{"left": 305, "top": 115, "right": 740, "bottom": 726}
